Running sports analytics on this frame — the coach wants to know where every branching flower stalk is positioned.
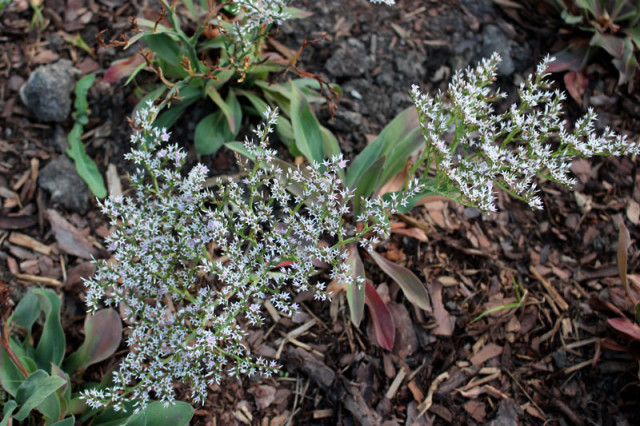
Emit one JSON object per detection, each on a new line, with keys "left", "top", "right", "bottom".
{"left": 82, "top": 104, "right": 420, "bottom": 411}
{"left": 410, "top": 53, "right": 640, "bottom": 212}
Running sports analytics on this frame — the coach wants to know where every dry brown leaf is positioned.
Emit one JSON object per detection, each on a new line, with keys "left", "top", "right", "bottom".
{"left": 46, "top": 209, "right": 95, "bottom": 259}
{"left": 431, "top": 280, "right": 454, "bottom": 336}
{"left": 470, "top": 343, "right": 503, "bottom": 366}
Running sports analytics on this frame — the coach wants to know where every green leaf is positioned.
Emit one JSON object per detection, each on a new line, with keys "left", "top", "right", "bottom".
{"left": 289, "top": 81, "right": 324, "bottom": 164}
{"left": 237, "top": 89, "right": 270, "bottom": 117}
{"left": 352, "top": 156, "right": 385, "bottom": 215}
{"left": 67, "top": 123, "right": 107, "bottom": 198}
{"left": 0, "top": 400, "right": 17, "bottom": 426}
{"left": 11, "top": 290, "right": 40, "bottom": 331}
{"left": 67, "top": 73, "right": 107, "bottom": 199}
{"left": 375, "top": 128, "right": 423, "bottom": 194}
{"left": 194, "top": 111, "right": 231, "bottom": 156}
{"left": 37, "top": 386, "right": 62, "bottom": 424}
{"left": 347, "top": 107, "right": 420, "bottom": 189}
{"left": 0, "top": 345, "right": 28, "bottom": 397}
{"left": 320, "top": 126, "right": 344, "bottom": 180}
{"left": 63, "top": 309, "right": 122, "bottom": 374}
{"left": 143, "top": 33, "right": 184, "bottom": 66}
{"left": 205, "top": 84, "right": 242, "bottom": 135}
{"left": 51, "top": 417, "right": 75, "bottom": 426}
{"left": 125, "top": 402, "right": 194, "bottom": 426}
{"left": 345, "top": 245, "right": 365, "bottom": 327}
{"left": 32, "top": 289, "right": 65, "bottom": 369}
{"left": 14, "top": 370, "right": 65, "bottom": 421}
{"left": 74, "top": 74, "right": 96, "bottom": 115}
{"left": 368, "top": 250, "right": 432, "bottom": 312}
{"left": 627, "top": 28, "right": 640, "bottom": 50}
{"left": 153, "top": 85, "right": 202, "bottom": 129}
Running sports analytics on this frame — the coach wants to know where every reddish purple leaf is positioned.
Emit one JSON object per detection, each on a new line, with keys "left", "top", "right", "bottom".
{"left": 104, "top": 53, "right": 146, "bottom": 83}
{"left": 545, "top": 47, "right": 588, "bottom": 73}
{"left": 563, "top": 70, "right": 588, "bottom": 106}
{"left": 364, "top": 280, "right": 395, "bottom": 350}
{"left": 63, "top": 309, "right": 122, "bottom": 373}
{"left": 608, "top": 317, "right": 640, "bottom": 341}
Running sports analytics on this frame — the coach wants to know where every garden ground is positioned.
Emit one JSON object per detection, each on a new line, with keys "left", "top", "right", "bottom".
{"left": 1, "top": 0, "right": 640, "bottom": 424}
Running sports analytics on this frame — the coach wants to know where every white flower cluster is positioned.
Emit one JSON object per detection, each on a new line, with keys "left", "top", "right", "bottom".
{"left": 230, "top": 0, "right": 290, "bottom": 45}
{"left": 82, "top": 105, "right": 397, "bottom": 411}
{"left": 369, "top": 0, "right": 395, "bottom": 4}
{"left": 411, "top": 53, "right": 640, "bottom": 212}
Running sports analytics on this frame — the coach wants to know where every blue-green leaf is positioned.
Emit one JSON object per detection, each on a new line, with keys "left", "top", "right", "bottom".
{"left": 289, "top": 81, "right": 324, "bottom": 163}
{"left": 125, "top": 401, "right": 194, "bottom": 426}
{"left": 32, "top": 289, "right": 65, "bottom": 369}
{"left": 14, "top": 370, "right": 65, "bottom": 421}
{"left": 0, "top": 400, "right": 17, "bottom": 426}
{"left": 345, "top": 245, "right": 365, "bottom": 327}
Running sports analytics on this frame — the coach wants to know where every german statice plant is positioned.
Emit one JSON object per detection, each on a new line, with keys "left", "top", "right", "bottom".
{"left": 82, "top": 104, "right": 410, "bottom": 411}
{"left": 410, "top": 53, "right": 640, "bottom": 212}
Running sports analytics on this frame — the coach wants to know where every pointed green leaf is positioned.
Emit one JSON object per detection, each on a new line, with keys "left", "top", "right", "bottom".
{"left": 368, "top": 250, "right": 432, "bottom": 312}
{"left": 353, "top": 156, "right": 385, "bottom": 215}
{"left": 194, "top": 111, "right": 231, "bottom": 155}
{"left": 64, "top": 309, "right": 122, "bottom": 374}
{"left": 143, "top": 33, "right": 183, "bottom": 66}
{"left": 345, "top": 245, "right": 365, "bottom": 326}
{"left": 206, "top": 83, "right": 239, "bottom": 134}
{"left": 51, "top": 417, "right": 75, "bottom": 426}
{"left": 11, "top": 290, "right": 40, "bottom": 331}
{"left": 289, "top": 81, "right": 324, "bottom": 163}
{"left": 14, "top": 370, "right": 65, "bottom": 421}
{"left": 0, "top": 344, "right": 27, "bottom": 397}
{"left": 348, "top": 107, "right": 419, "bottom": 189}
{"left": 125, "top": 402, "right": 194, "bottom": 426}
{"left": 32, "top": 289, "right": 65, "bottom": 369}
{"left": 0, "top": 400, "right": 17, "bottom": 426}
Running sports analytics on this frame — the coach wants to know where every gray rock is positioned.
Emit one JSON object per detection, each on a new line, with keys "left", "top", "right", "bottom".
{"left": 38, "top": 156, "right": 90, "bottom": 213}
{"left": 326, "top": 39, "right": 372, "bottom": 78}
{"left": 481, "top": 25, "right": 515, "bottom": 76}
{"left": 329, "top": 109, "right": 363, "bottom": 132}
{"left": 20, "top": 60, "right": 80, "bottom": 122}
{"left": 394, "top": 50, "right": 426, "bottom": 82}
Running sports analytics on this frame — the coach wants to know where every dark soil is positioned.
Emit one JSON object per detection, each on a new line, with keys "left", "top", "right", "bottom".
{"left": 2, "top": 0, "right": 640, "bottom": 425}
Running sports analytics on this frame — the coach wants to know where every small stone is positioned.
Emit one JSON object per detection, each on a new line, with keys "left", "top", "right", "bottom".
{"left": 19, "top": 60, "right": 80, "bottom": 122}
{"left": 38, "top": 156, "right": 90, "bottom": 213}
{"left": 326, "top": 39, "right": 372, "bottom": 78}
{"left": 481, "top": 25, "right": 514, "bottom": 76}
{"left": 329, "top": 109, "right": 363, "bottom": 132}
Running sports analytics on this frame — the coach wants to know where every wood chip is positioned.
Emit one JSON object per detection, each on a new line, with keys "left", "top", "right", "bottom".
{"left": 286, "top": 319, "right": 316, "bottom": 340}
{"left": 385, "top": 367, "right": 407, "bottom": 399}
{"left": 530, "top": 265, "right": 569, "bottom": 311}
{"left": 9, "top": 232, "right": 51, "bottom": 255}
{"left": 106, "top": 163, "right": 123, "bottom": 198}
{"left": 16, "top": 273, "right": 62, "bottom": 287}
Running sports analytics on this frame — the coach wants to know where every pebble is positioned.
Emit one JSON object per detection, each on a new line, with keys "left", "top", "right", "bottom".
{"left": 19, "top": 60, "right": 80, "bottom": 122}
{"left": 38, "top": 156, "right": 91, "bottom": 213}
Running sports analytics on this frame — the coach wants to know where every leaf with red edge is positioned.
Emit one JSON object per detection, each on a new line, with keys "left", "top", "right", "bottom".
{"left": 545, "top": 47, "right": 588, "bottom": 73}
{"left": 563, "top": 70, "right": 588, "bottom": 106}
{"left": 103, "top": 53, "right": 147, "bottom": 83}
{"left": 364, "top": 280, "right": 395, "bottom": 350}
{"left": 368, "top": 249, "right": 431, "bottom": 312}
{"left": 62, "top": 309, "right": 122, "bottom": 373}
{"left": 608, "top": 317, "right": 640, "bottom": 341}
